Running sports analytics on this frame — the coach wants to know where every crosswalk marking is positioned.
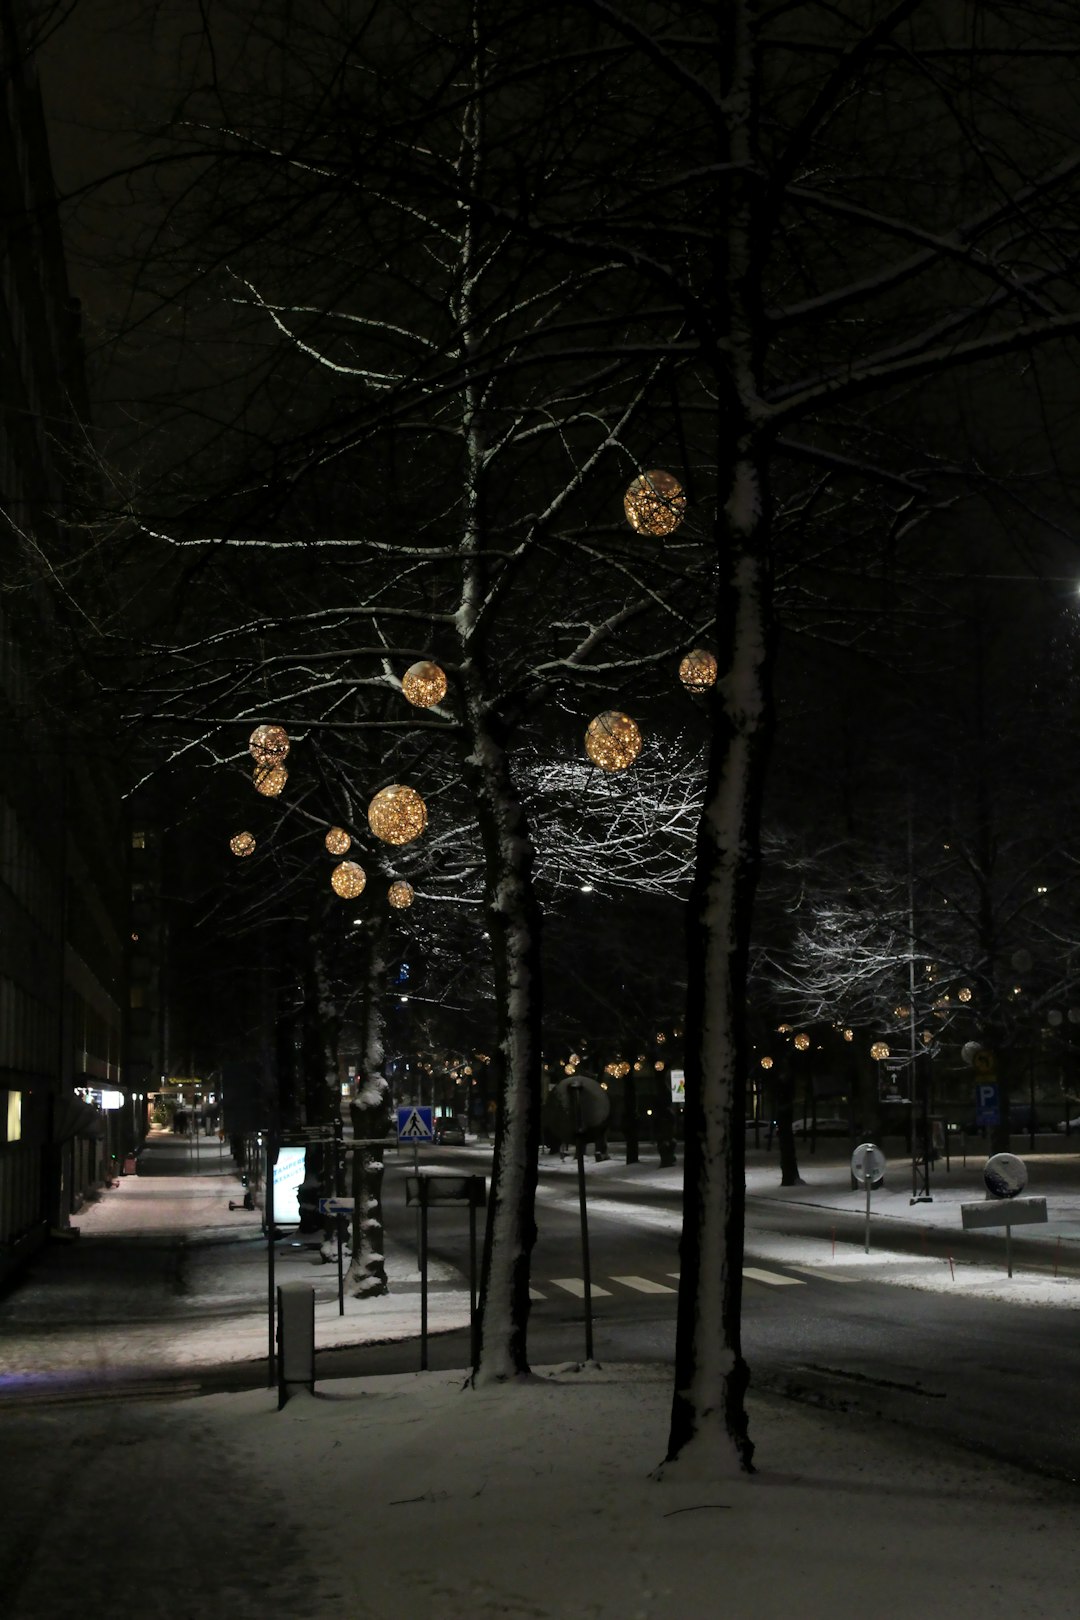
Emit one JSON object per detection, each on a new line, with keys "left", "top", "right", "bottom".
{"left": 743, "top": 1266, "right": 804, "bottom": 1287}
{"left": 533, "top": 1264, "right": 818, "bottom": 1298}
{"left": 550, "top": 1277, "right": 613, "bottom": 1298}
{"left": 609, "top": 1275, "right": 676, "bottom": 1294}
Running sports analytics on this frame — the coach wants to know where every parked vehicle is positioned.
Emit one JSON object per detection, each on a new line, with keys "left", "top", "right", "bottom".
{"left": 790, "top": 1116, "right": 849, "bottom": 1136}
{"left": 434, "top": 1123, "right": 467, "bottom": 1145}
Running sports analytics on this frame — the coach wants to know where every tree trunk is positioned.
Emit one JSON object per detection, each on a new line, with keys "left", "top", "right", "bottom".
{"left": 465, "top": 718, "right": 543, "bottom": 1381}
{"left": 346, "top": 933, "right": 390, "bottom": 1298}
{"left": 664, "top": 452, "right": 773, "bottom": 1474}
{"left": 774, "top": 1059, "right": 804, "bottom": 1188}
{"left": 623, "top": 1072, "right": 639, "bottom": 1164}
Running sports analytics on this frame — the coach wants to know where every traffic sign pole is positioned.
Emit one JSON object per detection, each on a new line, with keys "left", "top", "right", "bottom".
{"left": 334, "top": 1114, "right": 345, "bottom": 1317}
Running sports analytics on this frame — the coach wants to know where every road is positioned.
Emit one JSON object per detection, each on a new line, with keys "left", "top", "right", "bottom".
{"left": 316, "top": 1146, "right": 1080, "bottom": 1487}
{"left": 3, "top": 1138, "right": 1079, "bottom": 1486}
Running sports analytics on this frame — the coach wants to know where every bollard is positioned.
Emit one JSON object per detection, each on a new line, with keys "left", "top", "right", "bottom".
{"left": 277, "top": 1281, "right": 315, "bottom": 1408}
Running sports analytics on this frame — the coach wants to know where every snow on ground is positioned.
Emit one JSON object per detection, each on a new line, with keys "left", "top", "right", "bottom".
{"left": 2, "top": 1360, "right": 1077, "bottom": 1620}
{"left": 3, "top": 1134, "right": 1080, "bottom": 1616}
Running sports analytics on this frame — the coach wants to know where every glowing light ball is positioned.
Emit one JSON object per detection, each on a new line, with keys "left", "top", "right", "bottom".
{"left": 325, "top": 827, "right": 351, "bottom": 855}
{"left": 368, "top": 784, "right": 427, "bottom": 846}
{"left": 623, "top": 469, "right": 686, "bottom": 536}
{"left": 584, "top": 711, "right": 642, "bottom": 772}
{"left": 678, "top": 648, "right": 718, "bottom": 693}
{"left": 229, "top": 831, "right": 256, "bottom": 857}
{"left": 871, "top": 1041, "right": 890, "bottom": 1061}
{"left": 388, "top": 879, "right": 415, "bottom": 909}
{"left": 401, "top": 660, "right": 447, "bottom": 708}
{"left": 253, "top": 763, "right": 287, "bottom": 797}
{"left": 330, "top": 860, "right": 367, "bottom": 899}
{"left": 794, "top": 1033, "right": 810, "bottom": 1051}
{"left": 248, "top": 724, "right": 290, "bottom": 765}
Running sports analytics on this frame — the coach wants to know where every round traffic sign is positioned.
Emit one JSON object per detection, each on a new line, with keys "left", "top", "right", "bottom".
{"left": 851, "top": 1141, "right": 886, "bottom": 1188}
{"left": 984, "top": 1151, "right": 1027, "bottom": 1199}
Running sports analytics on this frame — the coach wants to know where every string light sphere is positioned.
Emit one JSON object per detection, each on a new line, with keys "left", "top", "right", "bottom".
{"left": 623, "top": 469, "right": 686, "bottom": 536}
{"left": 368, "top": 784, "right": 428, "bottom": 846}
{"left": 760, "top": 1056, "right": 774, "bottom": 1070}
{"left": 330, "top": 860, "right": 367, "bottom": 899}
{"left": 325, "top": 827, "right": 351, "bottom": 856}
{"left": 229, "top": 831, "right": 256, "bottom": 858}
{"left": 248, "top": 724, "right": 290, "bottom": 765}
{"left": 584, "top": 711, "right": 642, "bottom": 773}
{"left": 794, "top": 1033, "right": 810, "bottom": 1051}
{"left": 604, "top": 1060, "right": 630, "bottom": 1079}
{"left": 388, "top": 879, "right": 415, "bottom": 910}
{"left": 871, "top": 1041, "right": 891, "bottom": 1061}
{"left": 401, "top": 660, "right": 448, "bottom": 709}
{"left": 253, "top": 763, "right": 288, "bottom": 798}
{"left": 679, "top": 648, "right": 718, "bottom": 694}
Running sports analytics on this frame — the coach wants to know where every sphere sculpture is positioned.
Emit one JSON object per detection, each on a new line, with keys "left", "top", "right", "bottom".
{"left": 368, "top": 784, "right": 428, "bottom": 845}
{"left": 248, "top": 723, "right": 290, "bottom": 765}
{"left": 401, "top": 660, "right": 448, "bottom": 708}
{"left": 229, "top": 831, "right": 256, "bottom": 858}
{"left": 253, "top": 763, "right": 287, "bottom": 797}
{"left": 325, "top": 826, "right": 351, "bottom": 855}
{"left": 330, "top": 860, "right": 367, "bottom": 899}
{"left": 623, "top": 469, "right": 686, "bottom": 536}
{"left": 388, "top": 879, "right": 415, "bottom": 909}
{"left": 584, "top": 711, "right": 642, "bottom": 772}
{"left": 678, "top": 648, "right": 718, "bottom": 693}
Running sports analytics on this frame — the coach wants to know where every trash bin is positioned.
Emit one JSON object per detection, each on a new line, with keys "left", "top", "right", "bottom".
{"left": 276, "top": 1281, "right": 315, "bottom": 1408}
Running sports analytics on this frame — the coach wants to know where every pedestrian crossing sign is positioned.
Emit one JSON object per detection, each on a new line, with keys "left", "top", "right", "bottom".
{"left": 397, "top": 1105, "right": 435, "bottom": 1142}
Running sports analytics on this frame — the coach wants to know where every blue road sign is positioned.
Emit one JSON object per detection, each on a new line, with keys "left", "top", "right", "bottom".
{"left": 317, "top": 1196, "right": 355, "bottom": 1215}
{"left": 397, "top": 1105, "right": 435, "bottom": 1142}
{"left": 974, "top": 1082, "right": 1000, "bottom": 1128}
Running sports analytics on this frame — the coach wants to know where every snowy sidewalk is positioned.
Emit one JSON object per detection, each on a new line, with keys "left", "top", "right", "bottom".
{"left": 0, "top": 1131, "right": 471, "bottom": 1389}
{"left": 1, "top": 1359, "right": 1075, "bottom": 1620}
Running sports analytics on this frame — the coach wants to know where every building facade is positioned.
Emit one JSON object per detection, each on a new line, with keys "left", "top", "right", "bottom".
{"left": 0, "top": 2, "right": 130, "bottom": 1282}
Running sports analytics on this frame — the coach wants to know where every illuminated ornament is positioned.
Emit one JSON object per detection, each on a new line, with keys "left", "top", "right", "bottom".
{"left": 760, "top": 1056, "right": 774, "bottom": 1070}
{"left": 584, "top": 711, "right": 642, "bottom": 772}
{"left": 794, "top": 1033, "right": 810, "bottom": 1051}
{"left": 388, "top": 879, "right": 415, "bottom": 910}
{"left": 654, "top": 1061, "right": 665, "bottom": 1072}
{"left": 958, "top": 987, "right": 972, "bottom": 1002}
{"left": 229, "top": 831, "right": 256, "bottom": 858}
{"left": 368, "top": 784, "right": 428, "bottom": 846}
{"left": 330, "top": 860, "right": 367, "bottom": 899}
{"left": 777, "top": 1023, "right": 792, "bottom": 1034}
{"left": 401, "top": 660, "right": 448, "bottom": 708}
{"left": 871, "top": 1042, "right": 890, "bottom": 1061}
{"left": 248, "top": 724, "right": 290, "bottom": 765}
{"left": 604, "top": 1060, "right": 630, "bottom": 1079}
{"left": 253, "top": 763, "right": 287, "bottom": 798}
{"left": 325, "top": 827, "right": 351, "bottom": 856}
{"left": 655, "top": 1032, "right": 666, "bottom": 1045}
{"left": 623, "top": 469, "right": 686, "bottom": 536}
{"left": 679, "top": 648, "right": 718, "bottom": 694}
{"left": 843, "top": 1028, "right": 854, "bottom": 1042}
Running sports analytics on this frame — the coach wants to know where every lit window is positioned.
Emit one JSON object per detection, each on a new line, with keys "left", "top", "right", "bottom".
{"left": 6, "top": 1089, "right": 21, "bottom": 1142}
{"left": 131, "top": 830, "right": 147, "bottom": 850}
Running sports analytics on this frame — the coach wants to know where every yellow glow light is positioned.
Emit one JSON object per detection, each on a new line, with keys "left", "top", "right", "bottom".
{"left": 678, "top": 648, "right": 718, "bottom": 693}
{"left": 623, "top": 469, "right": 686, "bottom": 536}
{"left": 368, "top": 785, "right": 428, "bottom": 846}
{"left": 330, "top": 861, "right": 367, "bottom": 899}
{"left": 584, "top": 711, "right": 642, "bottom": 772}
{"left": 401, "top": 660, "right": 448, "bottom": 708}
